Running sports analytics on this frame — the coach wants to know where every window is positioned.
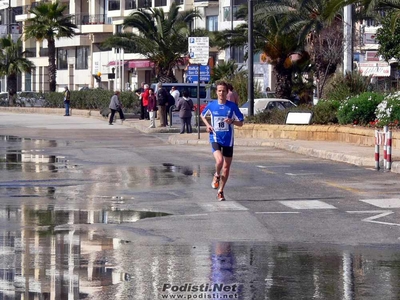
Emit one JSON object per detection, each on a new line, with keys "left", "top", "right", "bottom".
{"left": 109, "top": 0, "right": 120, "bottom": 10}
{"left": 116, "top": 24, "right": 123, "bottom": 33}
{"left": 57, "top": 49, "right": 68, "bottom": 70}
{"left": 125, "top": 0, "right": 136, "bottom": 9}
{"left": 76, "top": 47, "right": 89, "bottom": 69}
{"left": 232, "top": 46, "right": 244, "bottom": 63}
{"left": 138, "top": 0, "right": 151, "bottom": 8}
{"left": 155, "top": 0, "right": 166, "bottom": 6}
{"left": 223, "top": 5, "right": 243, "bottom": 22}
{"left": 206, "top": 16, "right": 218, "bottom": 31}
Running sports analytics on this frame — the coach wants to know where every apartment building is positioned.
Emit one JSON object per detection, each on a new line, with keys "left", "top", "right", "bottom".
{"left": 0, "top": 0, "right": 275, "bottom": 93}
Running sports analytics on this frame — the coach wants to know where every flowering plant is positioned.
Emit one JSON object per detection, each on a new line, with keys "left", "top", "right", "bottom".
{"left": 337, "top": 92, "right": 383, "bottom": 125}
{"left": 374, "top": 92, "right": 400, "bottom": 127}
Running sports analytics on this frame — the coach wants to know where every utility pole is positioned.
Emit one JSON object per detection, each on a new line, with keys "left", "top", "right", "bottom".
{"left": 343, "top": 5, "right": 353, "bottom": 75}
{"left": 248, "top": 0, "right": 254, "bottom": 116}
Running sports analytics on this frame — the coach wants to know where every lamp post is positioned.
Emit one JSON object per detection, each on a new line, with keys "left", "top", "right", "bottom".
{"left": 248, "top": 0, "right": 254, "bottom": 116}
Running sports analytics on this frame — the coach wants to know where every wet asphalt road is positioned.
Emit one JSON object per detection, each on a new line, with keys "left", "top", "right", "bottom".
{"left": 1, "top": 112, "right": 400, "bottom": 300}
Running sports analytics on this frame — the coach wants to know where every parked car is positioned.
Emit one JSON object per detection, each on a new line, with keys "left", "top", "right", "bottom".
{"left": 151, "top": 83, "right": 216, "bottom": 105}
{"left": 239, "top": 98, "right": 297, "bottom": 117}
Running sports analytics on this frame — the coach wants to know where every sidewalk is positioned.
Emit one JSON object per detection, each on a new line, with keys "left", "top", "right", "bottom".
{"left": 122, "top": 118, "right": 400, "bottom": 174}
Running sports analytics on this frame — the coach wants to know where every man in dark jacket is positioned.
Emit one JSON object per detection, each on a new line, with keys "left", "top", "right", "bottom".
{"left": 176, "top": 90, "right": 194, "bottom": 134}
{"left": 156, "top": 83, "right": 168, "bottom": 127}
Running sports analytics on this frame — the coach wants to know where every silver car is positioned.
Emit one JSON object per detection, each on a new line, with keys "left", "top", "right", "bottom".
{"left": 239, "top": 98, "right": 297, "bottom": 117}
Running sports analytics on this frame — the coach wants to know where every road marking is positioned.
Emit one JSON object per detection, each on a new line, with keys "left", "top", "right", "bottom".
{"left": 255, "top": 212, "right": 300, "bottom": 214}
{"left": 360, "top": 198, "right": 400, "bottom": 208}
{"left": 186, "top": 213, "right": 209, "bottom": 217}
{"left": 279, "top": 200, "right": 337, "bottom": 210}
{"left": 347, "top": 210, "right": 399, "bottom": 226}
{"left": 261, "top": 169, "right": 276, "bottom": 174}
{"left": 199, "top": 201, "right": 248, "bottom": 212}
{"left": 257, "top": 165, "right": 291, "bottom": 168}
{"left": 285, "top": 173, "right": 322, "bottom": 176}
{"left": 324, "top": 181, "right": 362, "bottom": 193}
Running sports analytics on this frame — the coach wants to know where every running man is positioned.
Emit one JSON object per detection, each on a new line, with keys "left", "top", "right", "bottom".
{"left": 200, "top": 81, "right": 244, "bottom": 201}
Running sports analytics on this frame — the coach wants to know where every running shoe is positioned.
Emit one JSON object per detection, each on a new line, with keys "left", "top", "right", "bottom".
{"left": 217, "top": 190, "right": 225, "bottom": 201}
{"left": 211, "top": 175, "right": 220, "bottom": 189}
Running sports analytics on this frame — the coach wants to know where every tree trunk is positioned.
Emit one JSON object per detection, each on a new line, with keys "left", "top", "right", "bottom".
{"left": 7, "top": 73, "right": 17, "bottom": 106}
{"left": 274, "top": 63, "right": 292, "bottom": 99}
{"left": 48, "top": 39, "right": 57, "bottom": 92}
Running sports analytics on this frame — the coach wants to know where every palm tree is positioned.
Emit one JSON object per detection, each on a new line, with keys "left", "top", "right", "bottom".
{"left": 0, "top": 36, "right": 35, "bottom": 105}
{"left": 103, "top": 2, "right": 203, "bottom": 83}
{"left": 24, "top": 1, "right": 77, "bottom": 92}
{"left": 254, "top": 0, "right": 347, "bottom": 98}
{"left": 214, "top": 6, "right": 305, "bottom": 99}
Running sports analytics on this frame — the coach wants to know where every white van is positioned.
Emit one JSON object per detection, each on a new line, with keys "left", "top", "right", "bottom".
{"left": 151, "top": 83, "right": 216, "bottom": 105}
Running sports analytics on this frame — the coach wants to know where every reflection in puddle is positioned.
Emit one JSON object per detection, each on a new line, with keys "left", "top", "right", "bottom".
{"left": 0, "top": 206, "right": 170, "bottom": 299}
{"left": 2, "top": 219, "right": 400, "bottom": 300}
{"left": 0, "top": 150, "right": 68, "bottom": 172}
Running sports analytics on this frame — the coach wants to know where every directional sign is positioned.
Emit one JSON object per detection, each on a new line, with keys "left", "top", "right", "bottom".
{"left": 186, "top": 75, "right": 210, "bottom": 83}
{"left": 186, "top": 65, "right": 211, "bottom": 83}
{"left": 188, "top": 37, "right": 209, "bottom": 65}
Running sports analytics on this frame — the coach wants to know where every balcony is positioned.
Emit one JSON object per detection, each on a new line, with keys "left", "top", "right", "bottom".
{"left": 72, "top": 14, "right": 113, "bottom": 34}
{"left": 24, "top": 47, "right": 36, "bottom": 58}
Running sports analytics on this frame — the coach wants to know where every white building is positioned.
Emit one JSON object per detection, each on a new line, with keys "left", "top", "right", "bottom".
{"left": 0, "top": 0, "right": 312, "bottom": 93}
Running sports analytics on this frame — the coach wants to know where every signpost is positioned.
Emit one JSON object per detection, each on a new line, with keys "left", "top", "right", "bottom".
{"left": 186, "top": 65, "right": 210, "bottom": 83}
{"left": 188, "top": 37, "right": 209, "bottom": 139}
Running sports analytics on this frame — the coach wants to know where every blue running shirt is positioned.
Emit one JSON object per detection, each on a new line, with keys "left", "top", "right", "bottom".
{"left": 201, "top": 100, "right": 244, "bottom": 147}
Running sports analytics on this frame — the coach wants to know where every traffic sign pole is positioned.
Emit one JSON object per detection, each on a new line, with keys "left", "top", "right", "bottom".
{"left": 197, "top": 64, "right": 200, "bottom": 140}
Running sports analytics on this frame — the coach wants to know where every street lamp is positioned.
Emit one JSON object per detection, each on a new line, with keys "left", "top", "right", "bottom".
{"left": 248, "top": 0, "right": 254, "bottom": 116}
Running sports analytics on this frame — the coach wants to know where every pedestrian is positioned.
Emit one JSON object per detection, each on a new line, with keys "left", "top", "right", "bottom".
{"left": 108, "top": 90, "right": 125, "bottom": 125}
{"left": 200, "top": 81, "right": 244, "bottom": 201}
{"left": 142, "top": 84, "right": 150, "bottom": 120}
{"left": 156, "top": 83, "right": 168, "bottom": 127}
{"left": 226, "top": 83, "right": 239, "bottom": 105}
{"left": 170, "top": 86, "right": 180, "bottom": 103}
{"left": 176, "top": 90, "right": 194, "bottom": 134}
{"left": 135, "top": 82, "right": 145, "bottom": 120}
{"left": 63, "top": 86, "right": 71, "bottom": 116}
{"left": 147, "top": 88, "right": 157, "bottom": 128}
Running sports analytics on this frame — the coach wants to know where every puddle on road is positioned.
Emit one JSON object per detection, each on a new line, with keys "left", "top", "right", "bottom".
{"left": 1, "top": 231, "right": 400, "bottom": 300}
{"left": 0, "top": 151, "right": 69, "bottom": 173}
{"left": 0, "top": 135, "right": 71, "bottom": 147}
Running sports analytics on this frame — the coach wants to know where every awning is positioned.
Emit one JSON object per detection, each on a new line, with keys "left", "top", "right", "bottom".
{"left": 358, "top": 62, "right": 391, "bottom": 77}
{"left": 107, "top": 60, "right": 129, "bottom": 67}
{"left": 128, "top": 60, "right": 154, "bottom": 68}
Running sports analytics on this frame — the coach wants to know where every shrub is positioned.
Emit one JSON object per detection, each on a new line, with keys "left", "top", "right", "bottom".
{"left": 311, "top": 99, "right": 340, "bottom": 124}
{"left": 44, "top": 90, "right": 140, "bottom": 113}
{"left": 324, "top": 71, "right": 372, "bottom": 101}
{"left": 337, "top": 92, "right": 383, "bottom": 125}
{"left": 375, "top": 91, "right": 400, "bottom": 127}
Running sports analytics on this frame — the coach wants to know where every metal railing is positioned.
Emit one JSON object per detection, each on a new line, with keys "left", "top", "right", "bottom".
{"left": 71, "top": 14, "right": 112, "bottom": 25}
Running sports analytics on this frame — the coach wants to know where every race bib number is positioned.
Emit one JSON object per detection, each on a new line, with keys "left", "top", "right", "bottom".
{"left": 213, "top": 116, "right": 228, "bottom": 132}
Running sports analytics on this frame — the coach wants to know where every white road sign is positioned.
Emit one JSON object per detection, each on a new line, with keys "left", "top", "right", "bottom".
{"left": 0, "top": 1, "right": 9, "bottom": 10}
{"left": 188, "top": 37, "right": 209, "bottom": 65}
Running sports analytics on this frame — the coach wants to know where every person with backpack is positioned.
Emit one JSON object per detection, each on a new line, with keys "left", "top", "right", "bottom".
{"left": 156, "top": 83, "right": 168, "bottom": 127}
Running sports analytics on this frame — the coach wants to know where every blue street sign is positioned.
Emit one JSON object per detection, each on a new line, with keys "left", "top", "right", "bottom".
{"left": 186, "top": 65, "right": 210, "bottom": 83}
{"left": 186, "top": 75, "right": 210, "bottom": 83}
